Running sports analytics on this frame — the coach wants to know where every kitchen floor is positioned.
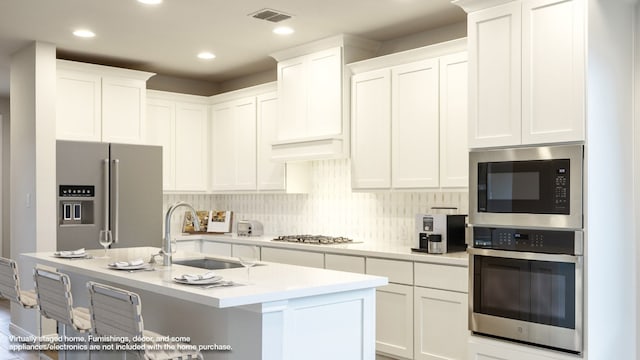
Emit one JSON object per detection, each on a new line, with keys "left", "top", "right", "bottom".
{"left": 0, "top": 298, "right": 56, "bottom": 360}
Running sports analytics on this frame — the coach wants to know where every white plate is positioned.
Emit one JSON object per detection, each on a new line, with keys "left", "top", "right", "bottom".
{"left": 107, "top": 263, "right": 149, "bottom": 270}
{"left": 173, "top": 275, "right": 223, "bottom": 285}
{"left": 53, "top": 253, "right": 88, "bottom": 259}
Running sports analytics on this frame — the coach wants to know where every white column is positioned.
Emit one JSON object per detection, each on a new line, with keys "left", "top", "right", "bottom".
{"left": 9, "top": 41, "right": 57, "bottom": 336}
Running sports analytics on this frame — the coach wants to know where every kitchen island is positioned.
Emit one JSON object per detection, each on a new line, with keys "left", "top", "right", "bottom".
{"left": 21, "top": 247, "right": 387, "bottom": 360}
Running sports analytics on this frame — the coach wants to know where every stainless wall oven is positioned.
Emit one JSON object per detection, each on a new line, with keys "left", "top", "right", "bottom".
{"left": 469, "top": 145, "right": 583, "bottom": 229}
{"left": 469, "top": 227, "right": 583, "bottom": 353}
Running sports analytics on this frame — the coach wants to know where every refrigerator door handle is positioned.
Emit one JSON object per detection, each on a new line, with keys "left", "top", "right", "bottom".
{"left": 112, "top": 159, "right": 120, "bottom": 243}
{"left": 103, "top": 159, "right": 110, "bottom": 232}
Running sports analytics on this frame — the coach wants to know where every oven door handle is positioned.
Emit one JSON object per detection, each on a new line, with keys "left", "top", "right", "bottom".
{"left": 467, "top": 247, "right": 581, "bottom": 263}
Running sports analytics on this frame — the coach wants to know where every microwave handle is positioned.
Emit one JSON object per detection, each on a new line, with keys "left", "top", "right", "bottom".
{"left": 467, "top": 247, "right": 581, "bottom": 264}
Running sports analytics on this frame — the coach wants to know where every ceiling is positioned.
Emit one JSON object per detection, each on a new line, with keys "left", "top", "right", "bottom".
{"left": 0, "top": 0, "right": 466, "bottom": 97}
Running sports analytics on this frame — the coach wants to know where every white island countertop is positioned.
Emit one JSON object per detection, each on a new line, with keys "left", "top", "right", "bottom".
{"left": 22, "top": 247, "right": 388, "bottom": 308}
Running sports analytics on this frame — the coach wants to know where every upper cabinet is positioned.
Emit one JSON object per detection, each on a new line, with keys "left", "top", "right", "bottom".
{"left": 146, "top": 91, "right": 209, "bottom": 192}
{"left": 209, "top": 83, "right": 311, "bottom": 193}
{"left": 349, "top": 39, "right": 468, "bottom": 190}
{"left": 270, "top": 35, "right": 380, "bottom": 161}
{"left": 56, "top": 60, "right": 155, "bottom": 144}
{"left": 462, "top": 0, "right": 585, "bottom": 148}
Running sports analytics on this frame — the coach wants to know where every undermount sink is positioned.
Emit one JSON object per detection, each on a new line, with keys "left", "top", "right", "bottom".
{"left": 173, "top": 258, "right": 260, "bottom": 270}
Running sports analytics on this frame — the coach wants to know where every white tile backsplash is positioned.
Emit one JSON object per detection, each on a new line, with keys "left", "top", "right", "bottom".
{"left": 164, "top": 159, "right": 468, "bottom": 248}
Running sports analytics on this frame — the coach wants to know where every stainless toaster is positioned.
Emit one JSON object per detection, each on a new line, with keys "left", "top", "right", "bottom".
{"left": 237, "top": 220, "right": 264, "bottom": 236}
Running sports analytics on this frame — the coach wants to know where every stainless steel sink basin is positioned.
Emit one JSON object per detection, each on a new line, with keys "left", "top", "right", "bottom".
{"left": 173, "top": 258, "right": 257, "bottom": 270}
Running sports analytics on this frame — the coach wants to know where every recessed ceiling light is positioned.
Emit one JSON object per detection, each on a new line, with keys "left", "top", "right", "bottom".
{"left": 73, "top": 29, "right": 96, "bottom": 38}
{"left": 137, "top": 0, "right": 163, "bottom": 4}
{"left": 273, "top": 26, "right": 294, "bottom": 35}
{"left": 197, "top": 52, "right": 216, "bottom": 60}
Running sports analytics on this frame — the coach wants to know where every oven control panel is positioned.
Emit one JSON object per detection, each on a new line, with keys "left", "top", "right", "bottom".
{"left": 473, "top": 227, "right": 576, "bottom": 254}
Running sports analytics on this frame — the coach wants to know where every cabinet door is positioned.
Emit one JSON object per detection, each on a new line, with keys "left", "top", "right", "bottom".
{"left": 211, "top": 103, "right": 236, "bottom": 190}
{"left": 521, "top": 0, "right": 585, "bottom": 144}
{"left": 233, "top": 98, "right": 257, "bottom": 190}
{"left": 261, "top": 247, "right": 324, "bottom": 268}
{"left": 468, "top": 2, "right": 522, "bottom": 148}
{"left": 102, "top": 77, "right": 146, "bottom": 144}
{"left": 257, "top": 92, "right": 286, "bottom": 191}
{"left": 211, "top": 98, "right": 257, "bottom": 191}
{"left": 232, "top": 244, "right": 261, "bottom": 260}
{"left": 56, "top": 69, "right": 102, "bottom": 142}
{"left": 439, "top": 52, "right": 469, "bottom": 188}
{"left": 414, "top": 287, "right": 468, "bottom": 360}
{"left": 351, "top": 69, "right": 391, "bottom": 189}
{"left": 174, "top": 102, "right": 208, "bottom": 191}
{"left": 392, "top": 59, "right": 440, "bottom": 188}
{"left": 376, "top": 283, "right": 414, "bottom": 359}
{"left": 277, "top": 57, "right": 307, "bottom": 141}
{"left": 307, "top": 47, "right": 343, "bottom": 137}
{"left": 146, "top": 99, "right": 176, "bottom": 191}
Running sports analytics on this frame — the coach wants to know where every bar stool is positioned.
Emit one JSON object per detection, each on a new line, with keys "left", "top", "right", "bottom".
{"left": 87, "top": 281, "right": 202, "bottom": 360}
{"left": 34, "top": 268, "right": 92, "bottom": 359}
{"left": 0, "top": 257, "right": 38, "bottom": 309}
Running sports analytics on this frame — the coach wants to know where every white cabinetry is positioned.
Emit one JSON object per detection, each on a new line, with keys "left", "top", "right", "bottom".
{"left": 201, "top": 241, "right": 232, "bottom": 257}
{"left": 325, "top": 254, "right": 365, "bottom": 274}
{"left": 270, "top": 35, "right": 379, "bottom": 161}
{"left": 256, "top": 92, "right": 286, "bottom": 191}
{"left": 414, "top": 263, "right": 469, "bottom": 360}
{"left": 146, "top": 91, "right": 209, "bottom": 192}
{"left": 350, "top": 40, "right": 468, "bottom": 190}
{"left": 261, "top": 247, "right": 325, "bottom": 269}
{"left": 57, "top": 60, "right": 154, "bottom": 144}
{"left": 468, "top": 335, "right": 578, "bottom": 360}
{"left": 465, "top": 0, "right": 584, "bottom": 148}
{"left": 367, "top": 258, "right": 414, "bottom": 359}
{"left": 210, "top": 97, "right": 257, "bottom": 191}
{"left": 209, "top": 83, "right": 310, "bottom": 193}
{"left": 175, "top": 240, "right": 200, "bottom": 253}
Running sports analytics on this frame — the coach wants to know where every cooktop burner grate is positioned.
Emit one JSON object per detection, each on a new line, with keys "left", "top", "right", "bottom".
{"left": 272, "top": 235, "right": 354, "bottom": 245}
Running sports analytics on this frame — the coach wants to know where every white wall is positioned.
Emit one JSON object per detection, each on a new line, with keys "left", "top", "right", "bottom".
{"left": 585, "top": 0, "right": 636, "bottom": 358}
{"left": 635, "top": 2, "right": 640, "bottom": 357}
{"left": 9, "top": 41, "right": 57, "bottom": 337}
{"left": 164, "top": 159, "right": 468, "bottom": 248}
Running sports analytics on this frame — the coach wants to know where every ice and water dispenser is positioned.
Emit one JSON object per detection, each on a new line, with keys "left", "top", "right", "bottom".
{"left": 58, "top": 185, "right": 95, "bottom": 225}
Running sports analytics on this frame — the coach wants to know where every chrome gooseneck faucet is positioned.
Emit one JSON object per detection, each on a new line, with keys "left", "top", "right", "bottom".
{"left": 163, "top": 201, "right": 200, "bottom": 266}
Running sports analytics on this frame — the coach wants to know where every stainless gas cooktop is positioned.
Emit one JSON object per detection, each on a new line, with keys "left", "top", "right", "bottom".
{"left": 272, "top": 235, "right": 355, "bottom": 245}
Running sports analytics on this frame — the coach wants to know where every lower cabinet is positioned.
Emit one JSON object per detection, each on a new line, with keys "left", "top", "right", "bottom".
{"left": 175, "top": 240, "right": 200, "bottom": 253}
{"left": 201, "top": 241, "right": 232, "bottom": 257}
{"left": 261, "top": 247, "right": 325, "bottom": 268}
{"left": 325, "top": 253, "right": 365, "bottom": 273}
{"left": 414, "top": 287, "right": 468, "bottom": 360}
{"left": 376, "top": 283, "right": 414, "bottom": 359}
{"left": 232, "top": 244, "right": 261, "bottom": 260}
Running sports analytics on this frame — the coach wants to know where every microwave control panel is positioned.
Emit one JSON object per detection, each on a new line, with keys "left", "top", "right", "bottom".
{"left": 473, "top": 227, "right": 576, "bottom": 254}
{"left": 554, "top": 166, "right": 569, "bottom": 210}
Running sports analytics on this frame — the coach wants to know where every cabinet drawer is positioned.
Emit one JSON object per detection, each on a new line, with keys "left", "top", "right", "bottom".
{"left": 201, "top": 241, "right": 232, "bottom": 257}
{"left": 261, "top": 247, "right": 324, "bottom": 268}
{"left": 176, "top": 240, "right": 200, "bottom": 253}
{"left": 232, "top": 244, "right": 261, "bottom": 260}
{"left": 325, "top": 254, "right": 365, "bottom": 274}
{"left": 366, "top": 258, "right": 413, "bottom": 285}
{"left": 414, "top": 262, "right": 468, "bottom": 293}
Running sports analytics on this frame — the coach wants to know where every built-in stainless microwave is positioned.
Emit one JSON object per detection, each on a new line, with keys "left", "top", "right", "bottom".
{"left": 469, "top": 145, "right": 583, "bottom": 229}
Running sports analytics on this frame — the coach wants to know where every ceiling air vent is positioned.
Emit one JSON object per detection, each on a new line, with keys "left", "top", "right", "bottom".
{"left": 250, "top": 8, "right": 292, "bottom": 23}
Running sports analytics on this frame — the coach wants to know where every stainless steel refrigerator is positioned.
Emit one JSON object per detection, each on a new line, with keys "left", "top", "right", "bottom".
{"left": 56, "top": 140, "right": 163, "bottom": 251}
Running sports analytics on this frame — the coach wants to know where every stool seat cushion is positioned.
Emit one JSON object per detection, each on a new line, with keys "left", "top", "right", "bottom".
{"left": 18, "top": 289, "right": 37, "bottom": 308}
{"left": 141, "top": 330, "right": 200, "bottom": 360}
{"left": 72, "top": 307, "right": 92, "bottom": 331}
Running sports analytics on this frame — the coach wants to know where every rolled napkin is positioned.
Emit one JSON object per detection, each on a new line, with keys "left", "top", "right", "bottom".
{"left": 110, "top": 259, "right": 145, "bottom": 268}
{"left": 55, "top": 248, "right": 86, "bottom": 257}
{"left": 178, "top": 271, "right": 217, "bottom": 282}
